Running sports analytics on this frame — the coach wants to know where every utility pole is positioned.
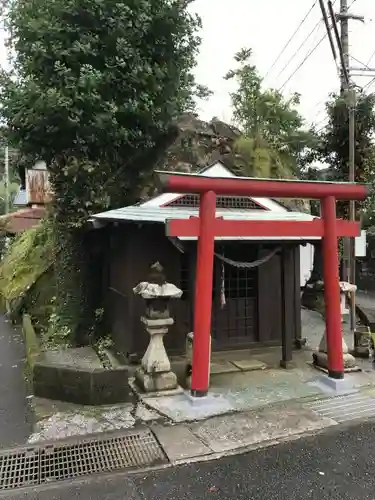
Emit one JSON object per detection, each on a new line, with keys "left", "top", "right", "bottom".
{"left": 348, "top": 87, "right": 356, "bottom": 331}
{"left": 4, "top": 145, "right": 9, "bottom": 216}
{"left": 338, "top": 0, "right": 359, "bottom": 332}
{"left": 339, "top": 0, "right": 349, "bottom": 92}
{"left": 325, "top": 0, "right": 364, "bottom": 334}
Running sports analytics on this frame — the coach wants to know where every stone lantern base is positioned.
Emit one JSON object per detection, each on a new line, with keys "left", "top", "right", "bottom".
{"left": 135, "top": 369, "right": 178, "bottom": 393}
{"left": 135, "top": 317, "right": 178, "bottom": 393}
{"left": 313, "top": 328, "right": 357, "bottom": 371}
{"left": 313, "top": 282, "right": 359, "bottom": 372}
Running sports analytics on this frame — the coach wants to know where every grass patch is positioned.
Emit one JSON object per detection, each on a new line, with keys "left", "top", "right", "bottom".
{"left": 22, "top": 313, "right": 41, "bottom": 369}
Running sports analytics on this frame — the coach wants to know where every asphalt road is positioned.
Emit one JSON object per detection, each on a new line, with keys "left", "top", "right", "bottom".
{"left": 6, "top": 420, "right": 375, "bottom": 500}
{"left": 0, "top": 315, "right": 32, "bottom": 447}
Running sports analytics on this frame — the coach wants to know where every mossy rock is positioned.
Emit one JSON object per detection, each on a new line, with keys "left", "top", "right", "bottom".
{"left": 23, "top": 268, "right": 56, "bottom": 331}
{"left": 0, "top": 222, "right": 55, "bottom": 323}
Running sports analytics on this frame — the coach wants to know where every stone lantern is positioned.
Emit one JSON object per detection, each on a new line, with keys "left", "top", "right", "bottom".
{"left": 133, "top": 262, "right": 182, "bottom": 393}
{"left": 313, "top": 281, "right": 357, "bottom": 371}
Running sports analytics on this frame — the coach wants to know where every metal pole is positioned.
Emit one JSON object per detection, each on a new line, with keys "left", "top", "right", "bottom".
{"left": 339, "top": 0, "right": 356, "bottom": 331}
{"left": 322, "top": 196, "right": 344, "bottom": 379}
{"left": 191, "top": 190, "right": 216, "bottom": 397}
{"left": 339, "top": 0, "right": 356, "bottom": 336}
{"left": 348, "top": 89, "right": 356, "bottom": 331}
{"left": 4, "top": 145, "right": 9, "bottom": 215}
{"left": 338, "top": 0, "right": 350, "bottom": 287}
{"left": 340, "top": 0, "right": 350, "bottom": 92}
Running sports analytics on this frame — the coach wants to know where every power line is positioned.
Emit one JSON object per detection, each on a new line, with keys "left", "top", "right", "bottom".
{"left": 274, "top": 0, "right": 339, "bottom": 83}
{"left": 313, "top": 114, "right": 328, "bottom": 128}
{"left": 306, "top": 99, "right": 326, "bottom": 118}
{"left": 274, "top": 19, "right": 323, "bottom": 82}
{"left": 264, "top": 1, "right": 317, "bottom": 80}
{"left": 311, "top": 111, "right": 327, "bottom": 127}
{"left": 278, "top": 0, "right": 357, "bottom": 91}
{"left": 278, "top": 30, "right": 329, "bottom": 90}
{"left": 367, "top": 49, "right": 375, "bottom": 66}
{"left": 351, "top": 55, "right": 373, "bottom": 69}
{"left": 363, "top": 76, "right": 375, "bottom": 91}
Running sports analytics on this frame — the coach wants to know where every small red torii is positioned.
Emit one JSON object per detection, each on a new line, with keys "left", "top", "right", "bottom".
{"left": 156, "top": 172, "right": 368, "bottom": 398}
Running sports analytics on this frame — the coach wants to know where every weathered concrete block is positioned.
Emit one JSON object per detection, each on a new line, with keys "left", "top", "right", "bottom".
{"left": 91, "top": 367, "right": 129, "bottom": 405}
{"left": 32, "top": 347, "right": 131, "bottom": 405}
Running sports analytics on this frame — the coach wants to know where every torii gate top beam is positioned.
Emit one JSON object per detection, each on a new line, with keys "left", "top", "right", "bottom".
{"left": 155, "top": 171, "right": 368, "bottom": 201}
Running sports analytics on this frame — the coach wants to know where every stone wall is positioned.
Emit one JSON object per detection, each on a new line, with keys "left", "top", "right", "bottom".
{"left": 141, "top": 113, "right": 310, "bottom": 214}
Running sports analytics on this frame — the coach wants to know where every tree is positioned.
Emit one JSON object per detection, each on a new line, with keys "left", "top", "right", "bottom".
{"left": 320, "top": 92, "right": 375, "bottom": 185}
{"left": 0, "top": 0, "right": 207, "bottom": 342}
{"left": 233, "top": 135, "right": 294, "bottom": 179}
{"left": 225, "top": 48, "right": 317, "bottom": 178}
{"left": 301, "top": 91, "right": 375, "bottom": 311}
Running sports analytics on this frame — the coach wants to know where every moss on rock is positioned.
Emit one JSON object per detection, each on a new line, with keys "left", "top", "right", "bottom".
{"left": 0, "top": 222, "right": 55, "bottom": 323}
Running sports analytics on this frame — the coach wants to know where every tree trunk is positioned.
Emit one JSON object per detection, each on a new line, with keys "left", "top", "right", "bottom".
{"left": 53, "top": 222, "right": 95, "bottom": 346}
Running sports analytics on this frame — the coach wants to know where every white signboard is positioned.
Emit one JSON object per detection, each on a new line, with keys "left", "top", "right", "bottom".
{"left": 355, "top": 230, "right": 366, "bottom": 258}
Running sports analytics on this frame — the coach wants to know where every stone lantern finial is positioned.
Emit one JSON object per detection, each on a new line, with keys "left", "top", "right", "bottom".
{"left": 148, "top": 262, "right": 166, "bottom": 286}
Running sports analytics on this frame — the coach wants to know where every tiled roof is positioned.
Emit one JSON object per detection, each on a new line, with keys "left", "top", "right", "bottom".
{"left": 93, "top": 206, "right": 319, "bottom": 241}
{"left": 1, "top": 207, "right": 46, "bottom": 234}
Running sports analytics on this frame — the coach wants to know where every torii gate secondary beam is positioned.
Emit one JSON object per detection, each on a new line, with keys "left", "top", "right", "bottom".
{"left": 155, "top": 172, "right": 368, "bottom": 398}
{"left": 166, "top": 218, "right": 361, "bottom": 238}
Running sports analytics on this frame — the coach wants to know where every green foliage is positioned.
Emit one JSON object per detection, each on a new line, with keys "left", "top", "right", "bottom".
{"left": 95, "top": 333, "right": 114, "bottom": 357}
{"left": 0, "top": 221, "right": 54, "bottom": 316}
{"left": 302, "top": 91, "right": 375, "bottom": 296}
{"left": 0, "top": 0, "right": 207, "bottom": 342}
{"left": 24, "top": 268, "right": 56, "bottom": 332}
{"left": 234, "top": 135, "right": 294, "bottom": 179}
{"left": 226, "top": 48, "right": 317, "bottom": 177}
{"left": 1, "top": 0, "right": 205, "bottom": 171}
{"left": 310, "top": 91, "right": 375, "bottom": 220}
{"left": 0, "top": 180, "right": 20, "bottom": 214}
{"left": 319, "top": 92, "right": 375, "bottom": 184}
{"left": 22, "top": 313, "right": 41, "bottom": 368}
{"left": 43, "top": 308, "right": 72, "bottom": 348}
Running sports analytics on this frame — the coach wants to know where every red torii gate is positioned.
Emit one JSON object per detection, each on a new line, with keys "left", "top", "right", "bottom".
{"left": 156, "top": 172, "right": 368, "bottom": 397}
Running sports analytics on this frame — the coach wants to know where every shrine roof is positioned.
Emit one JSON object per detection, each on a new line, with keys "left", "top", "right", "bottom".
{"left": 93, "top": 205, "right": 320, "bottom": 241}
{"left": 141, "top": 160, "right": 290, "bottom": 212}
{"left": 92, "top": 161, "right": 320, "bottom": 240}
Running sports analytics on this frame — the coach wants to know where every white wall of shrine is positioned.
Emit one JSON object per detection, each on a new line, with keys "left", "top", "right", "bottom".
{"left": 300, "top": 244, "right": 314, "bottom": 288}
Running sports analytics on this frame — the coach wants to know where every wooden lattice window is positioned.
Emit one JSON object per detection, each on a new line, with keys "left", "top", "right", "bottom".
{"left": 180, "top": 252, "right": 190, "bottom": 300}
{"left": 167, "top": 194, "right": 265, "bottom": 210}
{"left": 179, "top": 252, "right": 217, "bottom": 300}
{"left": 223, "top": 261, "right": 257, "bottom": 299}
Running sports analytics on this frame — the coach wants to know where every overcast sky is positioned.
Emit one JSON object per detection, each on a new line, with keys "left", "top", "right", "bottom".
{"left": 0, "top": 0, "right": 373, "bottom": 131}
{"left": 190, "top": 0, "right": 375, "bottom": 128}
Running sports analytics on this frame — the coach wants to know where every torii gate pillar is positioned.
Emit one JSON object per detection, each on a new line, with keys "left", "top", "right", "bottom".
{"left": 321, "top": 196, "right": 344, "bottom": 378}
{"left": 190, "top": 190, "right": 216, "bottom": 397}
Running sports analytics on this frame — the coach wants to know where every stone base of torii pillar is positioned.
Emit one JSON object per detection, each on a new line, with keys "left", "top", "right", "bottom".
{"left": 313, "top": 281, "right": 358, "bottom": 372}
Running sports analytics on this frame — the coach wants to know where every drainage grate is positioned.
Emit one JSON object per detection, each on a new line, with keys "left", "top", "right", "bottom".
{"left": 0, "top": 448, "right": 39, "bottom": 490}
{"left": 305, "top": 393, "right": 375, "bottom": 423}
{"left": 0, "top": 428, "right": 167, "bottom": 491}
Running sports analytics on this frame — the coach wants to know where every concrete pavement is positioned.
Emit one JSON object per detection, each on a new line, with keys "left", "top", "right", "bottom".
{"left": 6, "top": 419, "right": 375, "bottom": 499}
{"left": 0, "top": 315, "right": 32, "bottom": 447}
